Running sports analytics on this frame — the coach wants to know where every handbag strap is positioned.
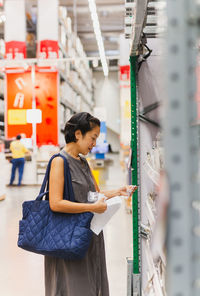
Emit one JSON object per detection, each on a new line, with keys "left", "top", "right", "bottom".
{"left": 36, "top": 153, "right": 75, "bottom": 202}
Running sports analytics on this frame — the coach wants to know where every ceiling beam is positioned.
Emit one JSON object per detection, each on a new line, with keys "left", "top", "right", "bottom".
{"left": 86, "top": 50, "right": 119, "bottom": 57}
{"left": 65, "top": 4, "right": 124, "bottom": 14}
{"left": 78, "top": 27, "right": 123, "bottom": 33}
{"left": 79, "top": 31, "right": 121, "bottom": 38}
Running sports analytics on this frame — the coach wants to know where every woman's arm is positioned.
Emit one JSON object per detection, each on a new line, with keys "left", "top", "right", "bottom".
{"left": 101, "top": 185, "right": 137, "bottom": 200}
{"left": 49, "top": 157, "right": 107, "bottom": 214}
{"left": 100, "top": 189, "right": 120, "bottom": 199}
{"left": 88, "top": 164, "right": 137, "bottom": 199}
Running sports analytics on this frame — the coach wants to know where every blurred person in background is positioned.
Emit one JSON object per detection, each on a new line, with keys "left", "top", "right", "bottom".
{"left": 9, "top": 134, "right": 30, "bottom": 186}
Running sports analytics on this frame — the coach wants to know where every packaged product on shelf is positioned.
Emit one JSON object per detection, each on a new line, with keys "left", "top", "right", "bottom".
{"left": 66, "top": 17, "right": 72, "bottom": 35}
{"left": 145, "top": 192, "right": 157, "bottom": 228}
{"left": 0, "top": 39, "right": 5, "bottom": 57}
{"left": 59, "top": 105, "right": 65, "bottom": 129}
{"left": 71, "top": 33, "right": 77, "bottom": 50}
{"left": 59, "top": 24, "right": 66, "bottom": 48}
{"left": 0, "top": 100, "right": 4, "bottom": 113}
{"left": 76, "top": 37, "right": 83, "bottom": 56}
{"left": 65, "top": 109, "right": 72, "bottom": 121}
{"left": 70, "top": 70, "right": 78, "bottom": 83}
{"left": 26, "top": 33, "right": 35, "bottom": 47}
{"left": 65, "top": 62, "right": 70, "bottom": 78}
{"left": 68, "top": 47, "right": 76, "bottom": 59}
{"left": 66, "top": 39, "right": 72, "bottom": 53}
{"left": 76, "top": 96, "right": 81, "bottom": 111}
{"left": 74, "top": 59, "right": 80, "bottom": 69}
{"left": 77, "top": 80, "right": 83, "bottom": 92}
{"left": 144, "top": 242, "right": 164, "bottom": 296}
{"left": 87, "top": 92, "right": 92, "bottom": 104}
{"left": 143, "top": 153, "right": 160, "bottom": 185}
{"left": 72, "top": 92, "right": 77, "bottom": 108}
{"left": 59, "top": 6, "right": 67, "bottom": 19}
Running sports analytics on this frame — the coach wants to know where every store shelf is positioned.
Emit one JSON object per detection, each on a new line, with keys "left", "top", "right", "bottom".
{"left": 71, "top": 64, "right": 92, "bottom": 93}
{"left": 0, "top": 111, "right": 4, "bottom": 130}
{"left": 127, "top": 1, "right": 166, "bottom": 54}
{"left": 0, "top": 99, "right": 4, "bottom": 120}
{"left": 59, "top": 70, "right": 93, "bottom": 109}
{"left": 60, "top": 97, "right": 78, "bottom": 114}
{"left": 59, "top": 18, "right": 70, "bottom": 40}
{"left": 59, "top": 42, "right": 68, "bottom": 58}
{"left": 59, "top": 42, "right": 93, "bottom": 93}
{"left": 0, "top": 124, "right": 4, "bottom": 130}
{"left": 58, "top": 16, "right": 93, "bottom": 91}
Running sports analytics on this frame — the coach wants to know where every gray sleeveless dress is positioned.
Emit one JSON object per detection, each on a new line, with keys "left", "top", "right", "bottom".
{"left": 44, "top": 150, "right": 109, "bottom": 296}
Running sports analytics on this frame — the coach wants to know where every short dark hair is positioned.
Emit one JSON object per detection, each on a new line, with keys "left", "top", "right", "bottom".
{"left": 64, "top": 112, "right": 100, "bottom": 144}
{"left": 16, "top": 134, "right": 21, "bottom": 140}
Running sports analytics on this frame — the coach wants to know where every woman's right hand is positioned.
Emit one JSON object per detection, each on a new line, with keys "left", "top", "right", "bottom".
{"left": 93, "top": 197, "right": 107, "bottom": 213}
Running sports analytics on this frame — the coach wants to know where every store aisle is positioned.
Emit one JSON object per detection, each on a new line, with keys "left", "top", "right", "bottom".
{"left": 0, "top": 153, "right": 132, "bottom": 296}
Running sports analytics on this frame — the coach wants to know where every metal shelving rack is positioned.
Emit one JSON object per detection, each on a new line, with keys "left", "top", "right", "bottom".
{"left": 127, "top": 0, "right": 200, "bottom": 295}
{"left": 126, "top": 1, "right": 150, "bottom": 295}
{"left": 165, "top": 0, "right": 200, "bottom": 295}
{"left": 130, "top": 55, "right": 141, "bottom": 295}
{"left": 59, "top": 70, "right": 93, "bottom": 109}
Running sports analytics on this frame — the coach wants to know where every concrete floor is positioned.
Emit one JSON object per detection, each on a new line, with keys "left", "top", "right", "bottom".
{"left": 0, "top": 154, "right": 132, "bottom": 296}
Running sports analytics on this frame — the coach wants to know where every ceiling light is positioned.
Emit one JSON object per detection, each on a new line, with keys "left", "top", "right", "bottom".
{"left": 88, "top": 0, "right": 109, "bottom": 76}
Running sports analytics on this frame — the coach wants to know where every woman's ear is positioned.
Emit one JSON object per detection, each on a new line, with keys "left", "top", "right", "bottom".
{"left": 75, "top": 130, "right": 82, "bottom": 141}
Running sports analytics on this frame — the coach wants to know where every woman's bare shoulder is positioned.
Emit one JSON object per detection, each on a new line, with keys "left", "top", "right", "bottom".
{"left": 51, "top": 156, "right": 64, "bottom": 168}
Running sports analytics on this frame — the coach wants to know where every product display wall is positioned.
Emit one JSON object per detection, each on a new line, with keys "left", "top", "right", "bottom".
{"left": 137, "top": 39, "right": 166, "bottom": 295}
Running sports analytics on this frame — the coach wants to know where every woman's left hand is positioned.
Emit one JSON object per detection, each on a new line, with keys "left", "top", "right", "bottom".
{"left": 101, "top": 185, "right": 137, "bottom": 200}
{"left": 118, "top": 185, "right": 137, "bottom": 197}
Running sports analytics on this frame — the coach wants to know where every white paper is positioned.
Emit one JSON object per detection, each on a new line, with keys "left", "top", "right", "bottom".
{"left": 90, "top": 196, "right": 122, "bottom": 235}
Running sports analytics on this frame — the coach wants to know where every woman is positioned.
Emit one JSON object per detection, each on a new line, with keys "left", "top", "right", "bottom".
{"left": 45, "top": 112, "right": 136, "bottom": 296}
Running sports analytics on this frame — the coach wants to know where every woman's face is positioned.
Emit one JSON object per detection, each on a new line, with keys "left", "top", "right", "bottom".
{"left": 76, "top": 125, "right": 100, "bottom": 155}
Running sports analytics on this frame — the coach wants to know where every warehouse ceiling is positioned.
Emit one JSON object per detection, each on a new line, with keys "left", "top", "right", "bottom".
{"left": 27, "top": 0, "right": 163, "bottom": 58}
{"left": 0, "top": 1, "right": 163, "bottom": 60}
{"left": 63, "top": 0, "right": 164, "bottom": 57}
{"left": 60, "top": 0, "right": 124, "bottom": 57}
{"left": 23, "top": 0, "right": 124, "bottom": 58}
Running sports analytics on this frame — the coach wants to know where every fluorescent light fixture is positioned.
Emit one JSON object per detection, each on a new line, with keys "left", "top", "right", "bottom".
{"left": 88, "top": 0, "right": 109, "bottom": 76}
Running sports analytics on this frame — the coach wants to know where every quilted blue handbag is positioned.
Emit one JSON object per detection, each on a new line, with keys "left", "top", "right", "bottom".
{"left": 17, "top": 153, "right": 94, "bottom": 260}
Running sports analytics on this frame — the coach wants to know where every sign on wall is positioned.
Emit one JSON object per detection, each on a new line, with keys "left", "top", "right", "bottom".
{"left": 34, "top": 70, "right": 59, "bottom": 146}
{"left": 5, "top": 0, "right": 26, "bottom": 59}
{"left": 5, "top": 69, "right": 59, "bottom": 146}
{"left": 37, "top": 0, "right": 59, "bottom": 59}
{"left": 119, "top": 65, "right": 131, "bottom": 145}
